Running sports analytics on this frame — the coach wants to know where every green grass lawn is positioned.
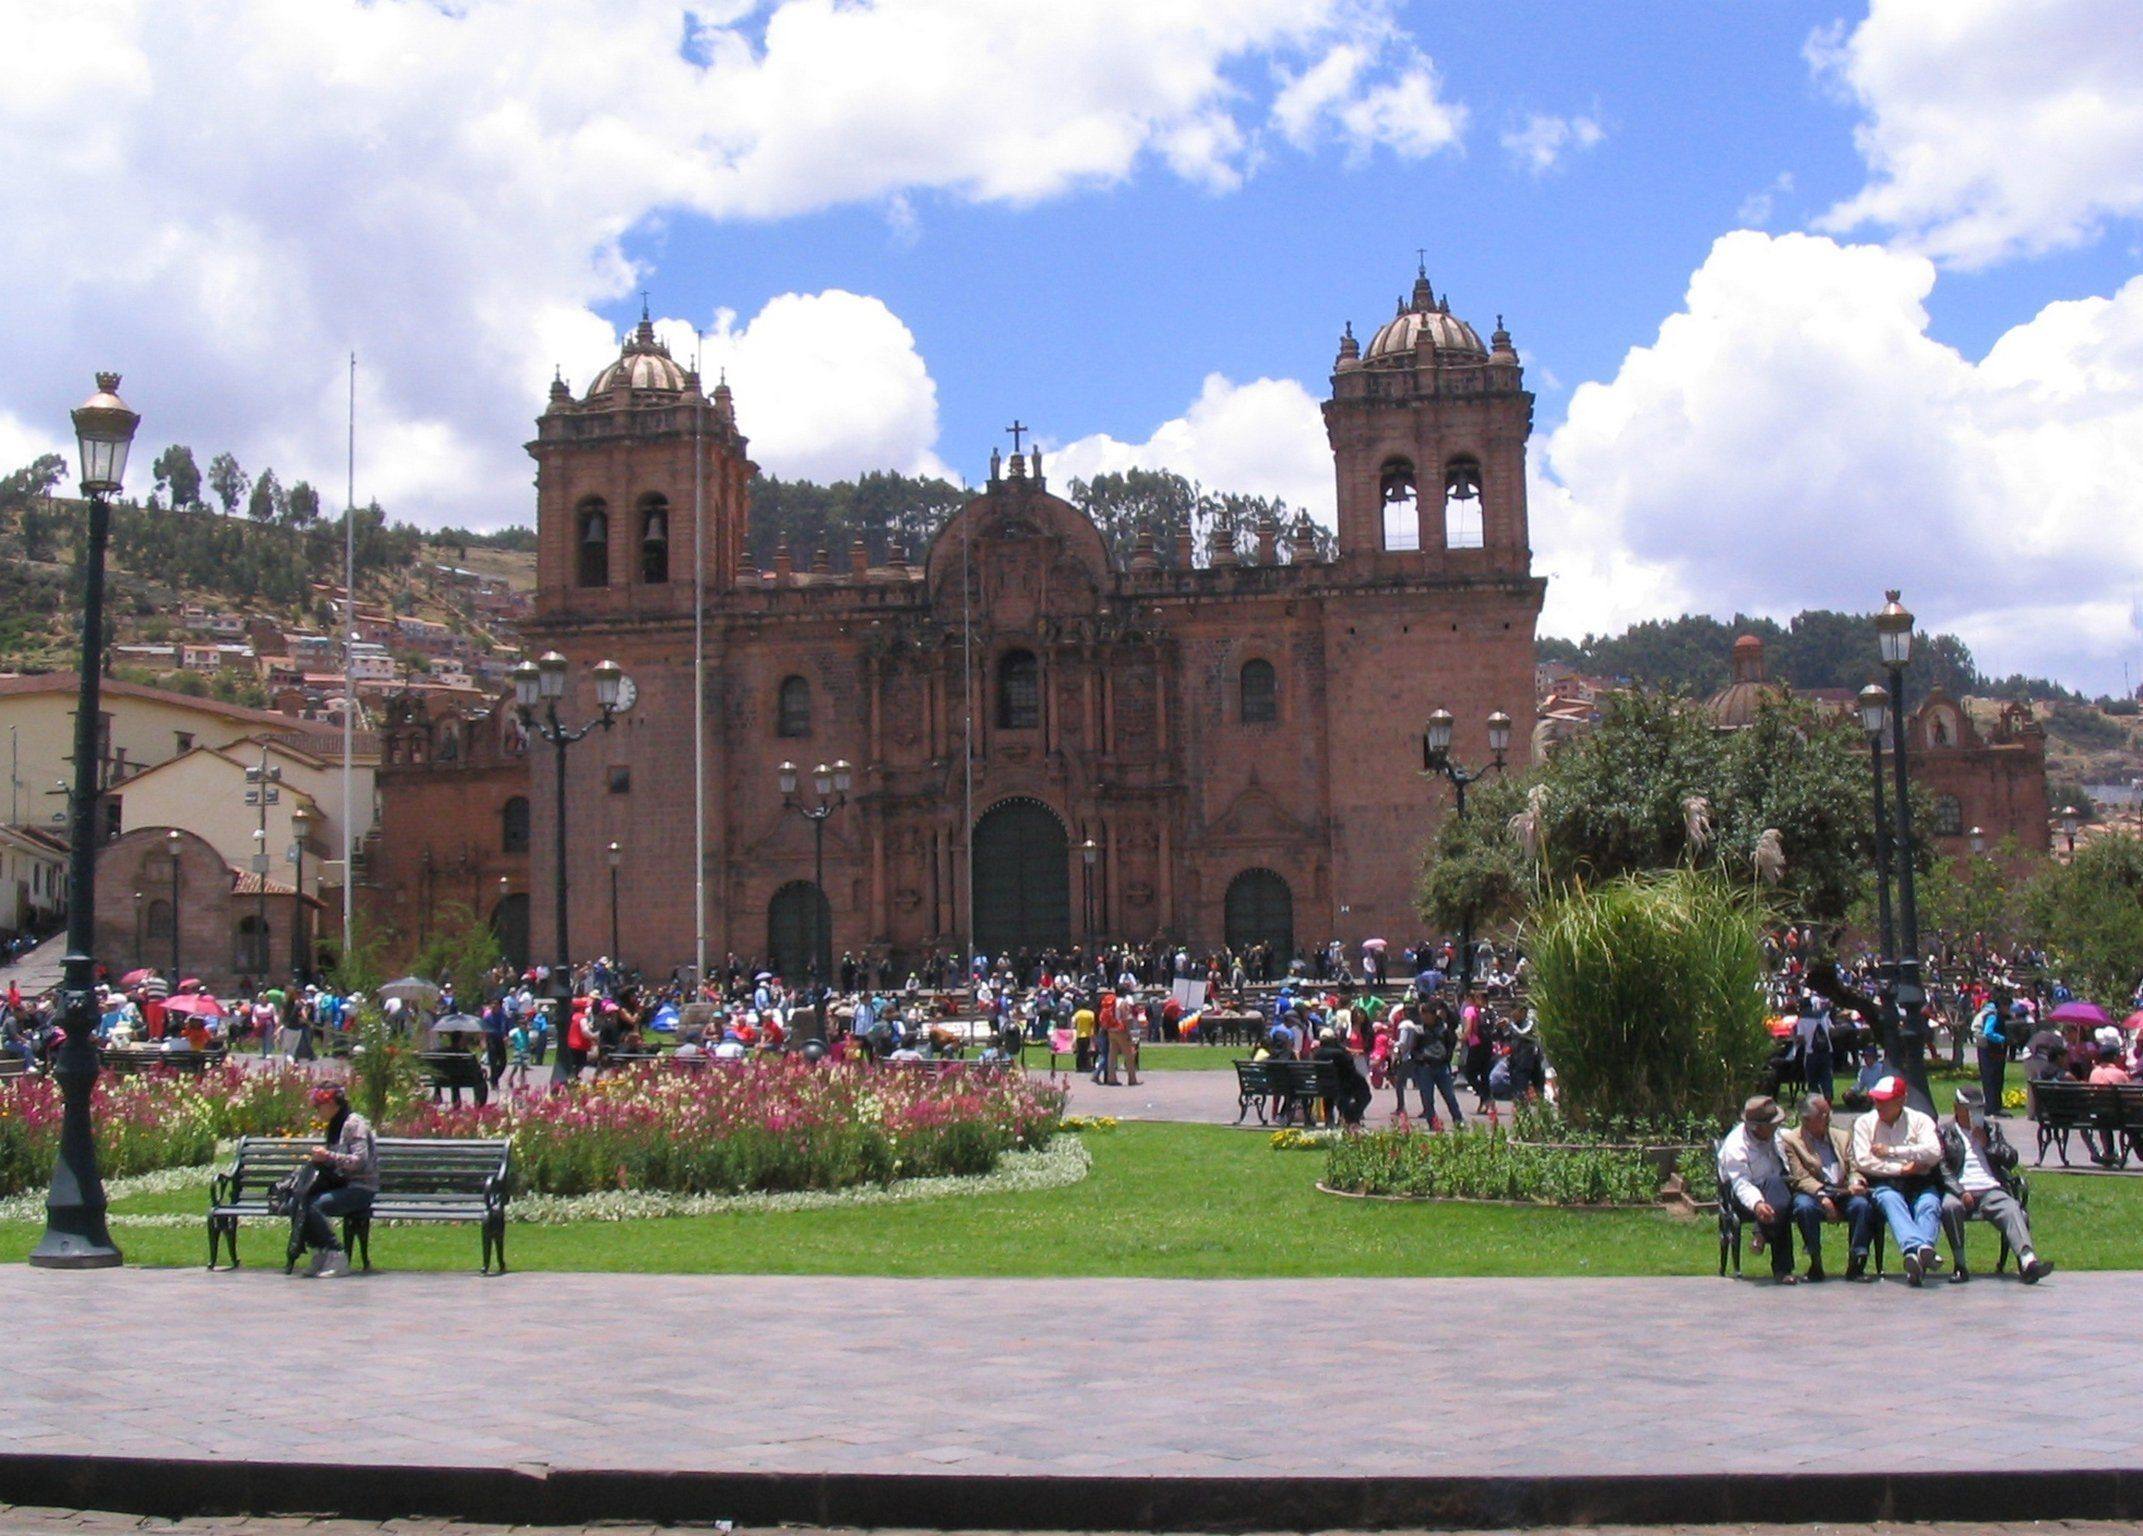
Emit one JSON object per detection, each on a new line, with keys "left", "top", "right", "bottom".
{"left": 1118, "top": 1042, "right": 1242, "bottom": 1071}
{"left": 6, "top": 1122, "right": 2137, "bottom": 1278}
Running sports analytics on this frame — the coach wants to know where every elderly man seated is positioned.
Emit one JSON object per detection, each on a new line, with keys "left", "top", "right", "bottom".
{"left": 1777, "top": 1095, "right": 1875, "bottom": 1282}
{"left": 1718, "top": 1095, "right": 1798, "bottom": 1284}
{"left": 1851, "top": 1074, "right": 1946, "bottom": 1287}
{"left": 1940, "top": 1086, "right": 2053, "bottom": 1284}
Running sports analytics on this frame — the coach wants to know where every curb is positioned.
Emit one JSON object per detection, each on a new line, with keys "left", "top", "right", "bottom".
{"left": 2, "top": 1453, "right": 2137, "bottom": 1531}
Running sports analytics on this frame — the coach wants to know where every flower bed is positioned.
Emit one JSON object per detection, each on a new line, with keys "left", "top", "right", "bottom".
{"left": 0, "top": 1059, "right": 1064, "bottom": 1202}
{"left": 405, "top": 1061, "right": 1065, "bottom": 1196}
{"left": 1322, "top": 1124, "right": 1713, "bottom": 1207}
{"left": 0, "top": 1065, "right": 318, "bottom": 1196}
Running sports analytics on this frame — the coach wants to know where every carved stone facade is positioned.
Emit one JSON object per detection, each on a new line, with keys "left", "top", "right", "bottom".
{"left": 510, "top": 270, "right": 1544, "bottom": 975}
{"left": 365, "top": 689, "right": 533, "bottom": 965}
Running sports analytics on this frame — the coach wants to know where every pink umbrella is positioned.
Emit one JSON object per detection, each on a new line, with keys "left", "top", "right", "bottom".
{"left": 161, "top": 993, "right": 225, "bottom": 1019}
{"left": 2048, "top": 1000, "right": 2113, "bottom": 1029}
{"left": 1362, "top": 938, "right": 1388, "bottom": 951}
{"left": 119, "top": 967, "right": 157, "bottom": 987}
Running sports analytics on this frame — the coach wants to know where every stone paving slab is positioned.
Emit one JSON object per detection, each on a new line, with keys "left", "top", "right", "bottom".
{"left": 5, "top": 1269, "right": 2138, "bottom": 1481}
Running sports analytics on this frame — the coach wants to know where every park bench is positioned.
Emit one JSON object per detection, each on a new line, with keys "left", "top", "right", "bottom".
{"left": 2119, "top": 1084, "right": 2143, "bottom": 1166}
{"left": 207, "top": 1135, "right": 513, "bottom": 1274}
{"left": 1275, "top": 1058, "right": 1343, "bottom": 1127}
{"left": 2029, "top": 1079, "right": 2125, "bottom": 1167}
{"left": 419, "top": 1050, "right": 490, "bottom": 1107}
{"left": 1230, "top": 1057, "right": 1342, "bottom": 1126}
{"left": 0, "top": 1056, "right": 27, "bottom": 1080}
{"left": 100, "top": 1045, "right": 225, "bottom": 1076}
{"left": 1231, "top": 1058, "right": 1278, "bottom": 1123}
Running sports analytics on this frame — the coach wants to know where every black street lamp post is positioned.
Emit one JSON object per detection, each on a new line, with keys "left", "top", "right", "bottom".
{"left": 164, "top": 828, "right": 181, "bottom": 984}
{"left": 1080, "top": 837, "right": 1098, "bottom": 965}
{"left": 1857, "top": 684, "right": 1899, "bottom": 974}
{"left": 289, "top": 805, "right": 311, "bottom": 982}
{"left": 1874, "top": 591, "right": 1934, "bottom": 1113}
{"left": 2058, "top": 804, "right": 2079, "bottom": 857}
{"left": 514, "top": 651, "right": 627, "bottom": 1084}
{"left": 31, "top": 372, "right": 138, "bottom": 1270}
{"left": 1420, "top": 707, "right": 1512, "bottom": 1000}
{"left": 779, "top": 758, "right": 849, "bottom": 1042}
{"left": 606, "top": 840, "right": 621, "bottom": 966}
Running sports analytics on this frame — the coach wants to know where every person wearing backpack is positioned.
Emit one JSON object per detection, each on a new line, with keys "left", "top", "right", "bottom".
{"left": 1412, "top": 1000, "right": 1465, "bottom": 1127}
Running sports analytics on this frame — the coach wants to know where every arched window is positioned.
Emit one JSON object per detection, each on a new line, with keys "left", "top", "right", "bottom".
{"left": 1444, "top": 458, "right": 1484, "bottom": 549}
{"left": 777, "top": 675, "right": 811, "bottom": 738}
{"left": 501, "top": 795, "right": 530, "bottom": 854}
{"left": 997, "top": 649, "right": 1040, "bottom": 730}
{"left": 1932, "top": 794, "right": 1964, "bottom": 837}
{"left": 1240, "top": 658, "right": 1277, "bottom": 724}
{"left": 576, "top": 498, "right": 610, "bottom": 588}
{"left": 234, "top": 915, "right": 269, "bottom": 975}
{"left": 638, "top": 493, "right": 669, "bottom": 584}
{"left": 144, "top": 898, "right": 173, "bottom": 944}
{"left": 1379, "top": 459, "right": 1419, "bottom": 552}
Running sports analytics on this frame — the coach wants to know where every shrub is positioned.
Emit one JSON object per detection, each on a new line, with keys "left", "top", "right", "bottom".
{"left": 1526, "top": 869, "right": 1772, "bottom": 1128}
{"left": 1324, "top": 1125, "right": 1710, "bottom": 1206}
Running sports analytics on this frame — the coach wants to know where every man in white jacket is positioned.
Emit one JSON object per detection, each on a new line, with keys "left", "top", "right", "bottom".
{"left": 1717, "top": 1095, "right": 1796, "bottom": 1284}
{"left": 1851, "top": 1074, "right": 1945, "bottom": 1286}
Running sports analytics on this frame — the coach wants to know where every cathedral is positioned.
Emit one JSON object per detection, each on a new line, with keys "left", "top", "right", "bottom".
{"left": 506, "top": 266, "right": 1543, "bottom": 976}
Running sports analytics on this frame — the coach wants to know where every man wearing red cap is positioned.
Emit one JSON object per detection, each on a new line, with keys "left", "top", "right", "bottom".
{"left": 1851, "top": 1073, "right": 1945, "bottom": 1285}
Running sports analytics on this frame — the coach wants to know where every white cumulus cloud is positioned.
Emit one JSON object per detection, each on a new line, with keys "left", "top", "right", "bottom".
{"left": 0, "top": 0, "right": 1464, "bottom": 530}
{"left": 1813, "top": 0, "right": 2143, "bottom": 267}
{"left": 1500, "top": 113, "right": 1605, "bottom": 176}
{"left": 1048, "top": 374, "right": 1336, "bottom": 523}
{"left": 1537, "top": 231, "right": 2143, "bottom": 691}
{"left": 666, "top": 291, "right": 948, "bottom": 484}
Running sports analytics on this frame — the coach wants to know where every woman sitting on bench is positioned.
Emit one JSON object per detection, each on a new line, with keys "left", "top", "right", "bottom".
{"left": 292, "top": 1084, "right": 378, "bottom": 1280}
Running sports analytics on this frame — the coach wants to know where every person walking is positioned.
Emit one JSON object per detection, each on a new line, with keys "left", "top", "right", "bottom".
{"left": 1974, "top": 996, "right": 2009, "bottom": 1117}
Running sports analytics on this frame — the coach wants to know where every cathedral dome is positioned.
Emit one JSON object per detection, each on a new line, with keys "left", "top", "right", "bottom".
{"left": 1364, "top": 269, "right": 1486, "bottom": 363}
{"left": 586, "top": 310, "right": 691, "bottom": 397}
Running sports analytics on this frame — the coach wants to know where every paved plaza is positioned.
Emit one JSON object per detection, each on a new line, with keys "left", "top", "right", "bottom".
{"left": 7, "top": 1267, "right": 2139, "bottom": 1479}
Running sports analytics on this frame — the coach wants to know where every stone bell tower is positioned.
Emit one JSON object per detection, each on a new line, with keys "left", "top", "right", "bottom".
{"left": 529, "top": 304, "right": 755, "bottom": 622}
{"left": 1323, "top": 264, "right": 1533, "bottom": 575}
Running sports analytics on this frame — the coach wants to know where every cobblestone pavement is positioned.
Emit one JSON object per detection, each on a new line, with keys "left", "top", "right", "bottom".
{"left": 6, "top": 1509, "right": 2143, "bottom": 1536}
{"left": 7, "top": 1268, "right": 2141, "bottom": 1479}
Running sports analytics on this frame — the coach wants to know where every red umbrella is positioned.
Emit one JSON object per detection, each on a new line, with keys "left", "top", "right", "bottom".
{"left": 161, "top": 993, "right": 225, "bottom": 1019}
{"left": 177, "top": 978, "right": 205, "bottom": 994}
{"left": 119, "top": 967, "right": 157, "bottom": 987}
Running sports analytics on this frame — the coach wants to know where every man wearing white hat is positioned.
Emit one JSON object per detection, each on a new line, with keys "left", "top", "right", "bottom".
{"left": 1851, "top": 1074, "right": 1945, "bottom": 1285}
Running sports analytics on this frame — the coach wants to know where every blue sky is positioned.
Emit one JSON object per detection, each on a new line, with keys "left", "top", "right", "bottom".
{"left": 6, "top": 0, "right": 2141, "bottom": 688}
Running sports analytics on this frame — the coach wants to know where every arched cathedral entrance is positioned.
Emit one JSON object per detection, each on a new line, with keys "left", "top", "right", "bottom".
{"left": 971, "top": 798, "right": 1070, "bottom": 959}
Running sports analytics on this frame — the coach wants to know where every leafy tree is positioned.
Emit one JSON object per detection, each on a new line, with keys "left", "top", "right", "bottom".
{"left": 1916, "top": 838, "right": 2024, "bottom": 953}
{"left": 1418, "top": 690, "right": 1883, "bottom": 931}
{"left": 152, "top": 445, "right": 203, "bottom": 509}
{"left": 0, "top": 454, "right": 66, "bottom": 507}
{"left": 1415, "top": 771, "right": 1533, "bottom": 938}
{"left": 2025, "top": 834, "right": 2143, "bottom": 1006}
{"left": 285, "top": 480, "right": 321, "bottom": 527}
{"left": 206, "top": 452, "right": 248, "bottom": 515}
{"left": 407, "top": 901, "right": 505, "bottom": 1005}
{"left": 247, "top": 467, "right": 286, "bottom": 523}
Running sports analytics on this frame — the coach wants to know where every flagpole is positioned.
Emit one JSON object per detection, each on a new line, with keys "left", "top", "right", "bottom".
{"left": 342, "top": 352, "right": 356, "bottom": 955}
{"left": 961, "top": 506, "right": 974, "bottom": 983}
{"left": 692, "top": 331, "right": 707, "bottom": 996}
